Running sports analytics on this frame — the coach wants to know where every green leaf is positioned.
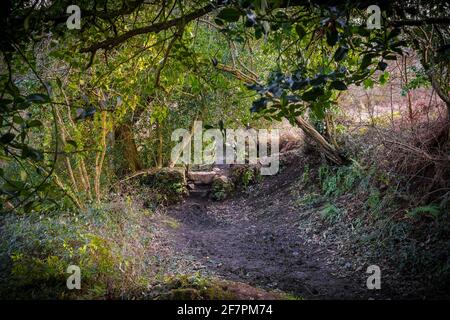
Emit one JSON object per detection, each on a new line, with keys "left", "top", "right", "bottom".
{"left": 27, "top": 119, "right": 43, "bottom": 128}
{"left": 0, "top": 98, "right": 13, "bottom": 106}
{"left": 387, "top": 28, "right": 401, "bottom": 40}
{"left": 26, "top": 94, "right": 50, "bottom": 104}
{"left": 6, "top": 81, "right": 20, "bottom": 98}
{"left": 363, "top": 78, "right": 374, "bottom": 89}
{"left": 21, "top": 146, "right": 43, "bottom": 161}
{"left": 23, "top": 201, "right": 34, "bottom": 213}
{"left": 379, "top": 71, "right": 389, "bottom": 85}
{"left": 302, "top": 87, "right": 324, "bottom": 102}
{"left": 280, "top": 92, "right": 288, "bottom": 107}
{"left": 354, "top": 25, "right": 370, "bottom": 37}
{"left": 0, "top": 133, "right": 16, "bottom": 144}
{"left": 310, "top": 74, "right": 327, "bottom": 87}
{"left": 383, "top": 55, "right": 397, "bottom": 60}
{"left": 56, "top": 77, "right": 63, "bottom": 89}
{"left": 254, "top": 27, "right": 263, "bottom": 39}
{"left": 330, "top": 81, "right": 348, "bottom": 91}
{"left": 214, "top": 18, "right": 224, "bottom": 26}
{"left": 217, "top": 8, "right": 241, "bottom": 22}
{"left": 333, "top": 46, "right": 348, "bottom": 62}
{"left": 360, "top": 54, "right": 373, "bottom": 70}
{"left": 13, "top": 115, "right": 24, "bottom": 124}
{"left": 407, "top": 204, "right": 441, "bottom": 219}
{"left": 20, "top": 170, "right": 27, "bottom": 181}
{"left": 66, "top": 139, "right": 77, "bottom": 148}
{"left": 377, "top": 61, "right": 388, "bottom": 71}
{"left": 311, "top": 103, "right": 325, "bottom": 120}
{"left": 295, "top": 24, "right": 306, "bottom": 39}
{"left": 326, "top": 29, "right": 338, "bottom": 46}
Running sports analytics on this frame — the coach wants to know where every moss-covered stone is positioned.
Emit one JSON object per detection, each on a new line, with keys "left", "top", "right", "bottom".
{"left": 210, "top": 175, "right": 234, "bottom": 201}
{"left": 141, "top": 167, "right": 186, "bottom": 185}
{"left": 169, "top": 288, "right": 201, "bottom": 300}
{"left": 156, "top": 275, "right": 285, "bottom": 300}
{"left": 140, "top": 167, "right": 187, "bottom": 204}
{"left": 230, "top": 164, "right": 262, "bottom": 188}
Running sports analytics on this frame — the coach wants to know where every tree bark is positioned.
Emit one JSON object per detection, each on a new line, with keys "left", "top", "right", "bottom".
{"left": 216, "top": 63, "right": 346, "bottom": 165}
{"left": 294, "top": 116, "right": 345, "bottom": 165}
{"left": 81, "top": 4, "right": 214, "bottom": 53}
{"left": 114, "top": 124, "right": 142, "bottom": 174}
{"left": 94, "top": 111, "right": 108, "bottom": 202}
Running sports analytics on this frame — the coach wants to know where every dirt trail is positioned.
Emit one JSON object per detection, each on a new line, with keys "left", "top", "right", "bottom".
{"left": 161, "top": 157, "right": 373, "bottom": 299}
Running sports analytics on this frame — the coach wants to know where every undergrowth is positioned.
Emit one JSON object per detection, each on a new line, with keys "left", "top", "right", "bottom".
{"left": 297, "top": 158, "right": 450, "bottom": 295}
{"left": 0, "top": 200, "right": 152, "bottom": 299}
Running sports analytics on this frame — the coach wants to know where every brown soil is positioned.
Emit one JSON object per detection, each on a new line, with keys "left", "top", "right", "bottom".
{"left": 157, "top": 153, "right": 375, "bottom": 300}
{"left": 147, "top": 150, "right": 447, "bottom": 299}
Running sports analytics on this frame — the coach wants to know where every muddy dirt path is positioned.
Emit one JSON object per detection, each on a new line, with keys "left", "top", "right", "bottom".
{"left": 148, "top": 151, "right": 448, "bottom": 300}
{"left": 162, "top": 161, "right": 372, "bottom": 299}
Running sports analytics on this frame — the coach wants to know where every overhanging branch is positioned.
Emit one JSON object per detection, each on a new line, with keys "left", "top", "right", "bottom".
{"left": 215, "top": 63, "right": 345, "bottom": 165}
{"left": 80, "top": 4, "right": 214, "bottom": 53}
{"left": 390, "top": 17, "right": 450, "bottom": 27}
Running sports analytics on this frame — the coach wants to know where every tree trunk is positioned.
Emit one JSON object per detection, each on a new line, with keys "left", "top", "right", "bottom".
{"left": 216, "top": 63, "right": 347, "bottom": 165}
{"left": 94, "top": 111, "right": 108, "bottom": 202}
{"left": 294, "top": 116, "right": 346, "bottom": 165}
{"left": 114, "top": 124, "right": 142, "bottom": 174}
{"left": 156, "top": 120, "right": 163, "bottom": 168}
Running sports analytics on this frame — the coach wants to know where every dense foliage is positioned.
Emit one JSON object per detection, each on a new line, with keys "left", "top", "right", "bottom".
{"left": 0, "top": 0, "right": 448, "bottom": 300}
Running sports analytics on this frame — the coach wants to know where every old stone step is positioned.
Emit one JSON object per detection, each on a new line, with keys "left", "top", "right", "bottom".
{"left": 188, "top": 184, "right": 211, "bottom": 198}
{"left": 187, "top": 171, "right": 218, "bottom": 185}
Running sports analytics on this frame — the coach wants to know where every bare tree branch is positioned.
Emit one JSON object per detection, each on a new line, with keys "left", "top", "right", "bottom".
{"left": 80, "top": 4, "right": 214, "bottom": 54}
{"left": 390, "top": 17, "right": 450, "bottom": 27}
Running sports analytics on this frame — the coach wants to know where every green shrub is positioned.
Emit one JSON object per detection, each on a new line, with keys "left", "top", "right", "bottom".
{"left": 211, "top": 176, "right": 234, "bottom": 201}
{"left": 365, "top": 188, "right": 382, "bottom": 215}
{"left": 141, "top": 168, "right": 187, "bottom": 204}
{"left": 301, "top": 165, "right": 310, "bottom": 184}
{"left": 294, "top": 192, "right": 323, "bottom": 209}
{"left": 321, "top": 204, "right": 342, "bottom": 224}
{"left": 0, "top": 204, "right": 149, "bottom": 299}
{"left": 231, "top": 165, "right": 261, "bottom": 188}
{"left": 407, "top": 204, "right": 442, "bottom": 219}
{"left": 319, "top": 161, "right": 364, "bottom": 197}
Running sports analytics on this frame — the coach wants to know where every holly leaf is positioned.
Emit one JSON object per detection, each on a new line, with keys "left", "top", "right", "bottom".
{"left": 217, "top": 8, "right": 241, "bottom": 22}
{"left": 27, "top": 119, "right": 43, "bottom": 128}
{"left": 26, "top": 94, "right": 50, "bottom": 104}
{"left": 0, "top": 133, "right": 16, "bottom": 144}
{"left": 330, "top": 81, "right": 348, "bottom": 91}
{"left": 66, "top": 139, "right": 77, "bottom": 148}
{"left": 377, "top": 61, "right": 388, "bottom": 71}
{"left": 302, "top": 87, "right": 324, "bottom": 102}
{"left": 295, "top": 24, "right": 306, "bottom": 39}
{"left": 334, "top": 46, "right": 348, "bottom": 62}
{"left": 326, "top": 29, "right": 338, "bottom": 46}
